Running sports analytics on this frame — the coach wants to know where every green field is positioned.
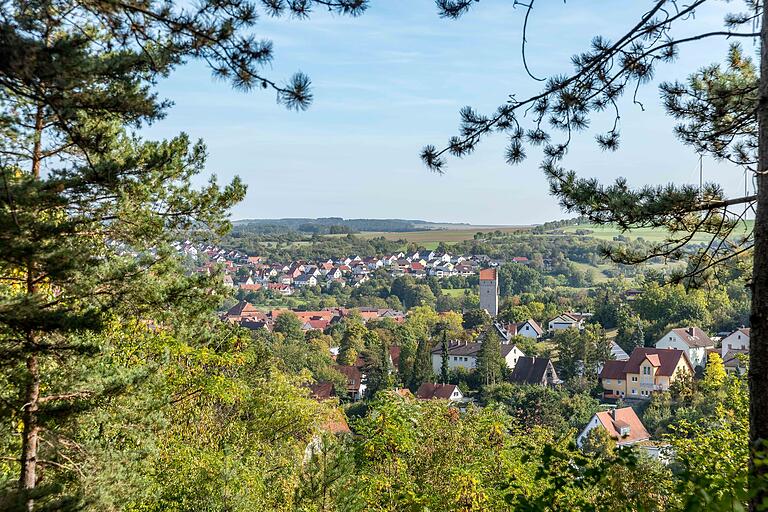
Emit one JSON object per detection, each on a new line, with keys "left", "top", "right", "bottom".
{"left": 354, "top": 227, "right": 524, "bottom": 249}
{"left": 557, "top": 221, "right": 753, "bottom": 243}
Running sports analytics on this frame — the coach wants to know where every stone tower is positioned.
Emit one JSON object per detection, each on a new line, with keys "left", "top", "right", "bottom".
{"left": 479, "top": 268, "right": 498, "bottom": 317}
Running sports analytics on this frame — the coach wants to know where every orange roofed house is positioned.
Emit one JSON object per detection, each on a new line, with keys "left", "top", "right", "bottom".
{"left": 600, "top": 347, "right": 693, "bottom": 400}
{"left": 576, "top": 407, "right": 651, "bottom": 448}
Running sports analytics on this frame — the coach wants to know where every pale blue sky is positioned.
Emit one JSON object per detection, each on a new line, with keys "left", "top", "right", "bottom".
{"left": 142, "top": 0, "right": 753, "bottom": 225}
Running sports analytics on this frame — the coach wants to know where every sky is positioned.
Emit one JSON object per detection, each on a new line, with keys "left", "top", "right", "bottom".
{"left": 141, "top": 0, "right": 755, "bottom": 225}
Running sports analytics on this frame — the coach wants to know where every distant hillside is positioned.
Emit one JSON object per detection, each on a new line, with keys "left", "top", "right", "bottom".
{"left": 232, "top": 217, "right": 471, "bottom": 233}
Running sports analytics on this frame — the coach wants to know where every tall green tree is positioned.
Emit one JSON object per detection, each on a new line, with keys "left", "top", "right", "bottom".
{"left": 409, "top": 335, "right": 434, "bottom": 391}
{"left": 440, "top": 333, "right": 450, "bottom": 384}
{"left": 0, "top": 0, "right": 368, "bottom": 507}
{"left": 476, "top": 331, "right": 504, "bottom": 386}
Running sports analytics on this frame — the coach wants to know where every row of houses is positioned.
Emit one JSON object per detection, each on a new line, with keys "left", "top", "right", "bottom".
{"left": 177, "top": 240, "right": 536, "bottom": 296}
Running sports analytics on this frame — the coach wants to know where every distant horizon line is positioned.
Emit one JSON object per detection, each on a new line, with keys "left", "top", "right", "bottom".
{"left": 229, "top": 216, "right": 566, "bottom": 228}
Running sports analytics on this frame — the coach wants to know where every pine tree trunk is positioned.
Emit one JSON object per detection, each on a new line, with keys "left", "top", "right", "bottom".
{"left": 750, "top": 6, "right": 768, "bottom": 510}
{"left": 19, "top": 354, "right": 40, "bottom": 511}
{"left": 19, "top": 93, "right": 44, "bottom": 509}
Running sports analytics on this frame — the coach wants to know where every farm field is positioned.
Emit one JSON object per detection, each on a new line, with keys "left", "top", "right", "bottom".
{"left": 353, "top": 226, "right": 525, "bottom": 248}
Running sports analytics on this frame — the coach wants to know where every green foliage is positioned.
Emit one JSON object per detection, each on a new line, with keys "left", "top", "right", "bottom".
{"left": 553, "top": 324, "right": 612, "bottom": 388}
{"left": 462, "top": 308, "right": 491, "bottom": 330}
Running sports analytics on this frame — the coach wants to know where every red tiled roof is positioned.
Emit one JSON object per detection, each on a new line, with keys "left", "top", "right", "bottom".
{"left": 595, "top": 407, "right": 650, "bottom": 445}
{"left": 479, "top": 268, "right": 497, "bottom": 280}
{"left": 645, "top": 354, "right": 661, "bottom": 367}
{"left": 321, "top": 408, "right": 351, "bottom": 434}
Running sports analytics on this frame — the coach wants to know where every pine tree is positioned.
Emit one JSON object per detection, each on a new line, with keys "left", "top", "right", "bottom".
{"left": 409, "top": 336, "right": 434, "bottom": 391}
{"left": 0, "top": 0, "right": 368, "bottom": 507}
{"left": 476, "top": 330, "right": 504, "bottom": 386}
{"left": 440, "top": 333, "right": 450, "bottom": 384}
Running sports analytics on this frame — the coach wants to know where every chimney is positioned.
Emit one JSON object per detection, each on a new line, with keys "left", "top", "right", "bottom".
{"left": 687, "top": 327, "right": 695, "bottom": 337}
{"left": 611, "top": 408, "right": 617, "bottom": 420}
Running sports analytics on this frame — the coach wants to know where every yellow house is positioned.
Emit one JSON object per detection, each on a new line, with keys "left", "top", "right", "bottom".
{"left": 600, "top": 348, "right": 693, "bottom": 400}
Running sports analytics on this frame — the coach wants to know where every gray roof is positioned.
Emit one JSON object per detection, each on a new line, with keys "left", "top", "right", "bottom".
{"left": 509, "top": 357, "right": 559, "bottom": 385}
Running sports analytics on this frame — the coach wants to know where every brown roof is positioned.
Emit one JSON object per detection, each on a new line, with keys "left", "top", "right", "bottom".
{"left": 479, "top": 268, "right": 497, "bottom": 280}
{"left": 600, "top": 360, "right": 626, "bottom": 380}
{"left": 624, "top": 348, "right": 692, "bottom": 376}
{"left": 415, "top": 383, "right": 459, "bottom": 400}
{"left": 334, "top": 365, "right": 363, "bottom": 393}
{"left": 389, "top": 345, "right": 401, "bottom": 368}
{"left": 595, "top": 407, "right": 650, "bottom": 445}
{"left": 308, "top": 382, "right": 335, "bottom": 400}
{"left": 225, "top": 301, "right": 262, "bottom": 318}
{"left": 669, "top": 327, "right": 714, "bottom": 348}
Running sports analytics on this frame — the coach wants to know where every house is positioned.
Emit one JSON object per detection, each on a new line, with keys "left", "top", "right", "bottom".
{"left": 333, "top": 365, "right": 366, "bottom": 401}
{"left": 548, "top": 312, "right": 592, "bottom": 332}
{"left": 600, "top": 348, "right": 693, "bottom": 400}
{"left": 223, "top": 301, "right": 264, "bottom": 321}
{"left": 430, "top": 341, "right": 525, "bottom": 374}
{"left": 609, "top": 341, "right": 630, "bottom": 361}
{"left": 721, "top": 328, "right": 750, "bottom": 357}
{"left": 324, "top": 267, "right": 342, "bottom": 280}
{"left": 508, "top": 356, "right": 560, "bottom": 386}
{"left": 302, "top": 319, "right": 330, "bottom": 331}
{"left": 576, "top": 407, "right": 651, "bottom": 448}
{"left": 308, "top": 382, "right": 336, "bottom": 401}
{"left": 512, "top": 319, "right": 544, "bottom": 339}
{"left": 655, "top": 327, "right": 714, "bottom": 369}
{"left": 723, "top": 350, "right": 748, "bottom": 376}
{"left": 415, "top": 383, "right": 464, "bottom": 402}
{"left": 293, "top": 274, "right": 318, "bottom": 287}
{"left": 267, "top": 282, "right": 293, "bottom": 296}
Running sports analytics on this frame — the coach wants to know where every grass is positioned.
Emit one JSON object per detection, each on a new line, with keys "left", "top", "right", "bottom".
{"left": 441, "top": 288, "right": 472, "bottom": 297}
{"left": 556, "top": 221, "right": 753, "bottom": 243}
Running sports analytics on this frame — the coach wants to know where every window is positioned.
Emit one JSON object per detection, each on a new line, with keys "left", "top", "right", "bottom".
{"left": 618, "top": 379, "right": 623, "bottom": 384}
{"left": 643, "top": 367, "right": 651, "bottom": 375}
{"left": 631, "top": 389, "right": 637, "bottom": 395}
{"left": 604, "top": 379, "right": 611, "bottom": 384}
{"left": 631, "top": 376, "right": 638, "bottom": 382}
